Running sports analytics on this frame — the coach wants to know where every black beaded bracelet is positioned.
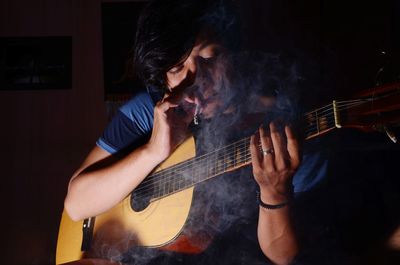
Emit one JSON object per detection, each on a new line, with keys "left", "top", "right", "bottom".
{"left": 256, "top": 191, "right": 288, "bottom": 210}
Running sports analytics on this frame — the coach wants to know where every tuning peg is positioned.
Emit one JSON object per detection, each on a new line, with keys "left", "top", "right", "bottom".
{"left": 383, "top": 125, "right": 398, "bottom": 143}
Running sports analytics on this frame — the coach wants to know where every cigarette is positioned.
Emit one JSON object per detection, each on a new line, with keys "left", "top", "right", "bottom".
{"left": 194, "top": 105, "right": 200, "bottom": 125}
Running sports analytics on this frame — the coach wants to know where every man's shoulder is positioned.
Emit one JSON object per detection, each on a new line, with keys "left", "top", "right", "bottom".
{"left": 119, "top": 90, "right": 156, "bottom": 121}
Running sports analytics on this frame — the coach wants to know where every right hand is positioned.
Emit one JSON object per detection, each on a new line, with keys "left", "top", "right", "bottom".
{"left": 146, "top": 91, "right": 194, "bottom": 162}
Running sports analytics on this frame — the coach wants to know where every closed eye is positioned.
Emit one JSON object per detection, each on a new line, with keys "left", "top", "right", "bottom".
{"left": 168, "top": 65, "right": 184, "bottom": 74}
{"left": 199, "top": 56, "right": 217, "bottom": 65}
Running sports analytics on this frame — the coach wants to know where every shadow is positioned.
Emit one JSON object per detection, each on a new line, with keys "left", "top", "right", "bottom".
{"left": 293, "top": 129, "right": 400, "bottom": 265}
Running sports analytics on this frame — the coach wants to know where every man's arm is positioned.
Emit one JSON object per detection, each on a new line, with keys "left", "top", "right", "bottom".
{"left": 64, "top": 94, "right": 192, "bottom": 221}
{"left": 250, "top": 122, "right": 300, "bottom": 265}
{"left": 64, "top": 143, "right": 165, "bottom": 221}
{"left": 256, "top": 189, "right": 298, "bottom": 265}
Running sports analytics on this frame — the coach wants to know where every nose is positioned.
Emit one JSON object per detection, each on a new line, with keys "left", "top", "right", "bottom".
{"left": 183, "top": 56, "right": 197, "bottom": 87}
{"left": 181, "top": 58, "right": 201, "bottom": 105}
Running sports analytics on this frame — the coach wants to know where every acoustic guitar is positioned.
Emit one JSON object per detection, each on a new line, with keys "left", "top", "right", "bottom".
{"left": 56, "top": 81, "right": 400, "bottom": 264}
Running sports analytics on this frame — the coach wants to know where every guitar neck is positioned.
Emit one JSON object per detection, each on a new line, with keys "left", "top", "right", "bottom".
{"left": 135, "top": 81, "right": 400, "bottom": 202}
{"left": 135, "top": 104, "right": 338, "bottom": 202}
{"left": 135, "top": 137, "right": 253, "bottom": 202}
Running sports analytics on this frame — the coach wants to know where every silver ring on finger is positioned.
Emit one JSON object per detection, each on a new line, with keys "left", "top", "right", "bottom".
{"left": 262, "top": 148, "right": 274, "bottom": 156}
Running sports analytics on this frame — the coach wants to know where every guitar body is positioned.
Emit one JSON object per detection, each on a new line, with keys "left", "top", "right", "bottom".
{"left": 56, "top": 137, "right": 212, "bottom": 265}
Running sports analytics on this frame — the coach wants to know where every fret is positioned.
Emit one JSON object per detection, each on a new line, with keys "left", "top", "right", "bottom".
{"left": 245, "top": 138, "right": 251, "bottom": 163}
{"left": 191, "top": 162, "right": 195, "bottom": 186}
{"left": 171, "top": 173, "right": 176, "bottom": 193}
{"left": 174, "top": 172, "right": 180, "bottom": 191}
{"left": 178, "top": 171, "right": 185, "bottom": 190}
{"left": 190, "top": 166, "right": 195, "bottom": 186}
{"left": 216, "top": 156, "right": 222, "bottom": 175}
{"left": 315, "top": 110, "right": 320, "bottom": 134}
{"left": 197, "top": 158, "right": 206, "bottom": 182}
{"left": 207, "top": 152, "right": 212, "bottom": 178}
{"left": 231, "top": 146, "right": 236, "bottom": 168}
{"left": 212, "top": 151, "right": 217, "bottom": 177}
{"left": 165, "top": 175, "right": 170, "bottom": 195}
{"left": 162, "top": 175, "right": 167, "bottom": 197}
{"left": 319, "top": 116, "right": 328, "bottom": 132}
{"left": 167, "top": 173, "right": 172, "bottom": 195}
{"left": 157, "top": 181, "right": 161, "bottom": 199}
{"left": 235, "top": 142, "right": 242, "bottom": 168}
{"left": 223, "top": 149, "right": 227, "bottom": 173}
{"left": 226, "top": 149, "right": 234, "bottom": 169}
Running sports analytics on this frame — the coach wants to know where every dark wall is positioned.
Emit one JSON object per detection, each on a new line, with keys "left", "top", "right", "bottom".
{"left": 0, "top": 0, "right": 398, "bottom": 264}
{"left": 0, "top": 0, "right": 107, "bottom": 264}
{"left": 240, "top": 0, "right": 399, "bottom": 108}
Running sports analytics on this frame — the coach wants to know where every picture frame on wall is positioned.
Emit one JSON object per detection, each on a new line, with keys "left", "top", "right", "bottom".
{"left": 0, "top": 36, "right": 72, "bottom": 90}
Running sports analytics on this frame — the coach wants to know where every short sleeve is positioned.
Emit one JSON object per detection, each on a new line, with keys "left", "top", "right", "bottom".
{"left": 96, "top": 91, "right": 155, "bottom": 155}
{"left": 292, "top": 138, "right": 329, "bottom": 194}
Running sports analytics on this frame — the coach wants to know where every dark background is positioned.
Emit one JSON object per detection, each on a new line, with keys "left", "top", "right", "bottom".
{"left": 0, "top": 0, "right": 399, "bottom": 264}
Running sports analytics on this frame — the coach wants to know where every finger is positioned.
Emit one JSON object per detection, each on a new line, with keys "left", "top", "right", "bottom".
{"left": 269, "top": 121, "right": 288, "bottom": 170}
{"left": 163, "top": 86, "right": 186, "bottom": 104}
{"left": 259, "top": 126, "right": 275, "bottom": 167}
{"left": 250, "top": 133, "right": 262, "bottom": 170}
{"left": 156, "top": 99, "right": 179, "bottom": 113}
{"left": 163, "top": 91, "right": 194, "bottom": 123}
{"left": 285, "top": 125, "right": 301, "bottom": 168}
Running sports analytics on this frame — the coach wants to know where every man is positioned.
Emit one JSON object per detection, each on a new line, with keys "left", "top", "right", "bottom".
{"left": 64, "top": 0, "right": 301, "bottom": 264}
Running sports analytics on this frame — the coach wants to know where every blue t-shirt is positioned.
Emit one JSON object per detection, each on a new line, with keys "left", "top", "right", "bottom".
{"left": 97, "top": 91, "right": 156, "bottom": 154}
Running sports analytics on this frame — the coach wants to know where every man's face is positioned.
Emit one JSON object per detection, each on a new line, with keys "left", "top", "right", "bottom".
{"left": 165, "top": 37, "right": 228, "bottom": 118}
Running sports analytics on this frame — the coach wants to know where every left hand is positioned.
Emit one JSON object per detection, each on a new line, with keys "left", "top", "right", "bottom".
{"left": 250, "top": 121, "right": 301, "bottom": 204}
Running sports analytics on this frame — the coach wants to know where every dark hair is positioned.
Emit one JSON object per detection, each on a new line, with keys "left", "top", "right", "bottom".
{"left": 133, "top": 0, "right": 242, "bottom": 91}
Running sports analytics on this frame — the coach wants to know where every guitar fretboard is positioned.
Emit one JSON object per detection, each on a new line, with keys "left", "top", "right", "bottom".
{"left": 133, "top": 137, "right": 253, "bottom": 201}
{"left": 132, "top": 102, "right": 344, "bottom": 202}
{"left": 130, "top": 81, "right": 400, "bottom": 203}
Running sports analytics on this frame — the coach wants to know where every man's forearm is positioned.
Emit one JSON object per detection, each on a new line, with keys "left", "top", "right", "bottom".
{"left": 64, "top": 144, "right": 165, "bottom": 221}
{"left": 257, "top": 189, "right": 298, "bottom": 265}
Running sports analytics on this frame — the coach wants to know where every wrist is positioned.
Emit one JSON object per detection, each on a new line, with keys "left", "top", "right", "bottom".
{"left": 143, "top": 143, "right": 168, "bottom": 164}
{"left": 256, "top": 190, "right": 289, "bottom": 210}
{"left": 258, "top": 186, "right": 291, "bottom": 205}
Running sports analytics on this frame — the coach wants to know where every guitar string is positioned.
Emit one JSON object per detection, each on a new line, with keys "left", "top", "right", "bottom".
{"left": 143, "top": 100, "right": 376, "bottom": 199}
{"left": 138, "top": 93, "right": 396, "bottom": 200}
{"left": 133, "top": 135, "right": 250, "bottom": 192}
{"left": 306, "top": 99, "right": 371, "bottom": 118}
{"left": 136, "top": 150, "right": 263, "bottom": 202}
{"left": 148, "top": 143, "right": 255, "bottom": 200}
{"left": 303, "top": 98, "right": 371, "bottom": 116}
{"left": 310, "top": 93, "right": 396, "bottom": 117}
{"left": 133, "top": 137, "right": 250, "bottom": 195}
{"left": 147, "top": 153, "right": 255, "bottom": 202}
{"left": 132, "top": 99, "right": 365, "bottom": 199}
{"left": 133, "top": 98, "right": 364, "bottom": 198}
{"left": 141, "top": 99, "right": 344, "bottom": 192}
{"left": 304, "top": 99, "right": 376, "bottom": 135}
{"left": 133, "top": 141, "right": 253, "bottom": 200}
{"left": 136, "top": 113, "right": 338, "bottom": 200}
{"left": 133, "top": 139, "right": 251, "bottom": 198}
{"left": 132, "top": 98, "right": 376, "bottom": 200}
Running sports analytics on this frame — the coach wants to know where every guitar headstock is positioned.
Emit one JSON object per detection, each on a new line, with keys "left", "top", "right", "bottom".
{"left": 304, "top": 81, "right": 400, "bottom": 142}
{"left": 337, "top": 81, "right": 400, "bottom": 142}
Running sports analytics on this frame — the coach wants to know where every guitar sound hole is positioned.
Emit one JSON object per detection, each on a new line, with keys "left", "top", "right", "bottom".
{"left": 130, "top": 189, "right": 151, "bottom": 212}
